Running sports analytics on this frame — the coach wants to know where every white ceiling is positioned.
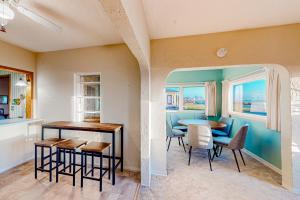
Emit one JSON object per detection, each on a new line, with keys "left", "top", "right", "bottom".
{"left": 0, "top": 0, "right": 123, "bottom": 52}
{"left": 1, "top": 0, "right": 300, "bottom": 52}
{"left": 142, "top": 0, "right": 300, "bottom": 39}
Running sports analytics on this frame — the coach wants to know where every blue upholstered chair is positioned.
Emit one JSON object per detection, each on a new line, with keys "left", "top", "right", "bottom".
{"left": 169, "top": 114, "right": 188, "bottom": 131}
{"left": 212, "top": 125, "right": 249, "bottom": 172}
{"left": 166, "top": 120, "right": 186, "bottom": 152}
{"left": 212, "top": 117, "right": 234, "bottom": 137}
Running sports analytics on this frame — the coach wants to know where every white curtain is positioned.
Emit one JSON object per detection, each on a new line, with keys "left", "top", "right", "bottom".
{"left": 266, "top": 67, "right": 281, "bottom": 131}
{"left": 205, "top": 81, "right": 216, "bottom": 116}
{"left": 221, "top": 80, "right": 230, "bottom": 117}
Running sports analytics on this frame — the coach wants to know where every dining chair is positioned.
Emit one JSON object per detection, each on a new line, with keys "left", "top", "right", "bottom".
{"left": 166, "top": 121, "right": 186, "bottom": 152}
{"left": 188, "top": 124, "right": 213, "bottom": 171}
{"left": 212, "top": 117, "right": 234, "bottom": 137}
{"left": 169, "top": 114, "right": 188, "bottom": 132}
{"left": 212, "top": 124, "right": 249, "bottom": 172}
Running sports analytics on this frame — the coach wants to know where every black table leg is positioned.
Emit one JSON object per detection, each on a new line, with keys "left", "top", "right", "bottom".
{"left": 49, "top": 147, "right": 52, "bottom": 182}
{"left": 112, "top": 131, "right": 115, "bottom": 185}
{"left": 120, "top": 127, "right": 124, "bottom": 172}
{"left": 58, "top": 129, "right": 61, "bottom": 139}
{"left": 56, "top": 148, "right": 59, "bottom": 183}
{"left": 72, "top": 149, "right": 76, "bottom": 186}
{"left": 34, "top": 145, "right": 37, "bottom": 179}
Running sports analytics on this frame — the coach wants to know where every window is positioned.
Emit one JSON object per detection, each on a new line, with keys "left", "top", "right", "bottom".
{"left": 166, "top": 87, "right": 180, "bottom": 110}
{"left": 75, "top": 73, "right": 101, "bottom": 123}
{"left": 230, "top": 74, "right": 267, "bottom": 118}
{"left": 183, "top": 86, "right": 205, "bottom": 110}
{"left": 165, "top": 84, "right": 206, "bottom": 112}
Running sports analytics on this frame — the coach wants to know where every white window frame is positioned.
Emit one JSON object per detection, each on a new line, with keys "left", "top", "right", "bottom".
{"left": 228, "top": 72, "right": 267, "bottom": 122}
{"left": 165, "top": 83, "right": 206, "bottom": 113}
{"left": 74, "top": 72, "right": 101, "bottom": 122}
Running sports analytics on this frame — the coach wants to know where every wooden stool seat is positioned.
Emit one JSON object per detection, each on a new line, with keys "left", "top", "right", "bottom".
{"left": 35, "top": 138, "right": 67, "bottom": 147}
{"left": 81, "top": 142, "right": 111, "bottom": 153}
{"left": 56, "top": 139, "right": 87, "bottom": 150}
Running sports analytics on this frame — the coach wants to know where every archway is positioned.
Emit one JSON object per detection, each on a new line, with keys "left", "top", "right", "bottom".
{"left": 150, "top": 64, "right": 292, "bottom": 190}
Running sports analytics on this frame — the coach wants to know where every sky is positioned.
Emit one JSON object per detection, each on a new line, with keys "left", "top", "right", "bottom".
{"left": 235, "top": 79, "right": 266, "bottom": 101}
{"left": 183, "top": 87, "right": 205, "bottom": 98}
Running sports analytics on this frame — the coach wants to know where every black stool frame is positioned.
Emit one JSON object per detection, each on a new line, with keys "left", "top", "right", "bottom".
{"left": 55, "top": 148, "right": 82, "bottom": 186}
{"left": 80, "top": 148, "right": 111, "bottom": 191}
{"left": 34, "top": 144, "right": 58, "bottom": 182}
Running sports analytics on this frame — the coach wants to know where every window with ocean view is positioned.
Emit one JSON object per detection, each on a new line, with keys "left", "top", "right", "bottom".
{"left": 232, "top": 79, "right": 267, "bottom": 116}
{"left": 165, "top": 85, "right": 206, "bottom": 111}
{"left": 183, "top": 86, "right": 206, "bottom": 111}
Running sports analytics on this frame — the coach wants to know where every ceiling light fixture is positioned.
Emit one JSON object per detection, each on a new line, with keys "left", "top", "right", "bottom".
{"left": 16, "top": 77, "right": 28, "bottom": 87}
{"left": 0, "top": 0, "right": 14, "bottom": 32}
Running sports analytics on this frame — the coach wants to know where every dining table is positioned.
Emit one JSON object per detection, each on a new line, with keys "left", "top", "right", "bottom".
{"left": 41, "top": 121, "right": 123, "bottom": 185}
{"left": 177, "top": 119, "right": 226, "bottom": 129}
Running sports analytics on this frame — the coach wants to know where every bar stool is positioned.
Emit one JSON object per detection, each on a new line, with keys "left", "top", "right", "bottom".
{"left": 80, "top": 142, "right": 111, "bottom": 191}
{"left": 55, "top": 139, "right": 87, "bottom": 186}
{"left": 34, "top": 138, "right": 67, "bottom": 182}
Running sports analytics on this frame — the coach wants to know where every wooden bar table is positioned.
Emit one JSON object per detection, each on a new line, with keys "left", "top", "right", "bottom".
{"left": 41, "top": 121, "right": 123, "bottom": 185}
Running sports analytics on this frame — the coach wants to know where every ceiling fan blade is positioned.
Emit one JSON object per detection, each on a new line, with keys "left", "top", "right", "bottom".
{"left": 16, "top": 5, "right": 62, "bottom": 32}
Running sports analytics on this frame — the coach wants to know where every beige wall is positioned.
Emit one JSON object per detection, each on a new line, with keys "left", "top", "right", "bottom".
{"left": 0, "top": 40, "right": 35, "bottom": 72}
{"left": 36, "top": 45, "right": 141, "bottom": 171}
{"left": 149, "top": 24, "right": 300, "bottom": 192}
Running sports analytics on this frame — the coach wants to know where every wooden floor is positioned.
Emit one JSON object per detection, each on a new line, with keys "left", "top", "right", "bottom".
{"left": 0, "top": 160, "right": 140, "bottom": 200}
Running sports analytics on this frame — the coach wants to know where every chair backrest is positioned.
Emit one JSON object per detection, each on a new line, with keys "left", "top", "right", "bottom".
{"left": 219, "top": 117, "right": 234, "bottom": 135}
{"left": 166, "top": 120, "right": 174, "bottom": 137}
{"left": 188, "top": 124, "right": 213, "bottom": 149}
{"left": 228, "top": 125, "right": 249, "bottom": 150}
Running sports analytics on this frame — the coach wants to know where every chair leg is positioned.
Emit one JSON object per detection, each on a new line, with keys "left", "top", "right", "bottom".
{"left": 218, "top": 146, "right": 223, "bottom": 157}
{"left": 188, "top": 146, "right": 192, "bottom": 165}
{"left": 238, "top": 150, "right": 246, "bottom": 166}
{"left": 232, "top": 150, "right": 240, "bottom": 172}
{"left": 180, "top": 137, "right": 186, "bottom": 152}
{"left": 167, "top": 137, "right": 172, "bottom": 151}
{"left": 212, "top": 145, "right": 219, "bottom": 161}
{"left": 178, "top": 137, "right": 181, "bottom": 146}
{"left": 166, "top": 136, "right": 168, "bottom": 142}
{"left": 207, "top": 149, "right": 212, "bottom": 171}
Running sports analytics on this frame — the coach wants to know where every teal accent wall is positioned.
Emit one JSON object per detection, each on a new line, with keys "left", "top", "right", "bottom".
{"left": 167, "top": 67, "right": 281, "bottom": 170}
{"left": 166, "top": 69, "right": 223, "bottom": 118}
{"left": 223, "top": 67, "right": 281, "bottom": 169}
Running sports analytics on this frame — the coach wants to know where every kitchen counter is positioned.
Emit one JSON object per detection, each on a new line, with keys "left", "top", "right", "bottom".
{"left": 0, "top": 118, "right": 43, "bottom": 126}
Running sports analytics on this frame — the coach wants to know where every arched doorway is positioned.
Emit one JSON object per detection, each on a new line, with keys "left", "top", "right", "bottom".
{"left": 150, "top": 64, "right": 292, "bottom": 190}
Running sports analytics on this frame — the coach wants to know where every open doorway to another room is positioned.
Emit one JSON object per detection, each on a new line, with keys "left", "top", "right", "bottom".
{"left": 163, "top": 65, "right": 287, "bottom": 198}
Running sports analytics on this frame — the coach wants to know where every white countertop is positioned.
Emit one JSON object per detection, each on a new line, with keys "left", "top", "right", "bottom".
{"left": 0, "top": 118, "right": 43, "bottom": 126}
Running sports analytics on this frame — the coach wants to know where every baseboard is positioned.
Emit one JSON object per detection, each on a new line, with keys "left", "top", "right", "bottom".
{"left": 242, "top": 149, "right": 282, "bottom": 175}
{"left": 151, "top": 169, "right": 167, "bottom": 176}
